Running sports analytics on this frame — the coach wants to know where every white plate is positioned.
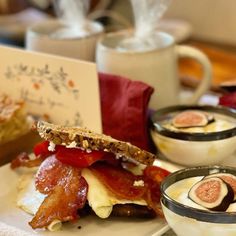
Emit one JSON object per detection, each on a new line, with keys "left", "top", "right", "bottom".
{"left": 0, "top": 160, "right": 180, "bottom": 236}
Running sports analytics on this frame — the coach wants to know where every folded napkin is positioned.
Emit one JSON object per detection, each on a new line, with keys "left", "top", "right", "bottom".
{"left": 99, "top": 73, "right": 154, "bottom": 151}
{"left": 219, "top": 92, "right": 236, "bottom": 109}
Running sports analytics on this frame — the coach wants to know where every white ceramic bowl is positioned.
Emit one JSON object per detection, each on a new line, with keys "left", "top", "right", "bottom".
{"left": 151, "top": 105, "right": 236, "bottom": 167}
{"left": 161, "top": 166, "right": 236, "bottom": 236}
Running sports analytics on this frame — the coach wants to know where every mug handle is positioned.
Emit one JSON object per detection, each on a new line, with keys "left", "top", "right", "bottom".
{"left": 176, "top": 45, "right": 212, "bottom": 104}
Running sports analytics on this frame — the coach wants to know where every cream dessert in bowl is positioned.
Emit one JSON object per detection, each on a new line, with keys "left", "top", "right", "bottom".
{"left": 151, "top": 105, "right": 236, "bottom": 166}
{"left": 161, "top": 166, "right": 236, "bottom": 236}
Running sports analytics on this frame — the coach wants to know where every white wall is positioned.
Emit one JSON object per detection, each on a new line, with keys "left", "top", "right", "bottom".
{"left": 165, "top": 0, "right": 236, "bottom": 45}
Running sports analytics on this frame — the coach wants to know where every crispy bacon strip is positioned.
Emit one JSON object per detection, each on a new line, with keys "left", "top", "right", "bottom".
{"left": 144, "top": 180, "right": 163, "bottom": 217}
{"left": 143, "top": 166, "right": 170, "bottom": 217}
{"left": 90, "top": 162, "right": 146, "bottom": 200}
{"left": 10, "top": 152, "right": 44, "bottom": 169}
{"left": 29, "top": 158, "right": 88, "bottom": 229}
{"left": 35, "top": 155, "right": 70, "bottom": 194}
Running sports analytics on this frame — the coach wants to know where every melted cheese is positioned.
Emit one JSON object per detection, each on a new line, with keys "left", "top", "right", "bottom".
{"left": 81, "top": 169, "right": 147, "bottom": 218}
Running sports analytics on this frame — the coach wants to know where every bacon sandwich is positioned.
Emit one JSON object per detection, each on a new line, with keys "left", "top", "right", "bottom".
{"left": 11, "top": 121, "right": 169, "bottom": 231}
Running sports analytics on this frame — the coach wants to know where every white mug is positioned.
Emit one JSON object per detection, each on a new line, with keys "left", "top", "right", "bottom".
{"left": 96, "top": 30, "right": 212, "bottom": 109}
{"left": 26, "top": 19, "right": 104, "bottom": 61}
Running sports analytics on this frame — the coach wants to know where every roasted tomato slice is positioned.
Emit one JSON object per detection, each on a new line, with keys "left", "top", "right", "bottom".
{"left": 33, "top": 141, "right": 53, "bottom": 158}
{"left": 144, "top": 166, "right": 170, "bottom": 183}
{"left": 33, "top": 141, "right": 119, "bottom": 168}
{"left": 55, "top": 146, "right": 106, "bottom": 168}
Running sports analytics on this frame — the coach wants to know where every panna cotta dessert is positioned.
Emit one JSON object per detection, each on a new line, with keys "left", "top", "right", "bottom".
{"left": 161, "top": 166, "right": 236, "bottom": 236}
{"left": 151, "top": 105, "right": 236, "bottom": 166}
{"left": 167, "top": 174, "right": 236, "bottom": 212}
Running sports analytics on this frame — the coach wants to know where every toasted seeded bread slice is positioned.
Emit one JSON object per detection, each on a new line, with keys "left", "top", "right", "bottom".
{"left": 37, "top": 121, "right": 155, "bottom": 166}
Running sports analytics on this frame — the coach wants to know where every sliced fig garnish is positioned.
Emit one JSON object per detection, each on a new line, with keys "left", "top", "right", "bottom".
{"left": 188, "top": 177, "right": 234, "bottom": 211}
{"left": 172, "top": 110, "right": 213, "bottom": 128}
{"left": 204, "top": 173, "right": 236, "bottom": 201}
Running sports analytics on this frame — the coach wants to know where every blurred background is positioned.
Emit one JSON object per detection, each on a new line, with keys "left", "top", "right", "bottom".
{"left": 1, "top": 0, "right": 236, "bottom": 47}
{"left": 0, "top": 0, "right": 236, "bottom": 89}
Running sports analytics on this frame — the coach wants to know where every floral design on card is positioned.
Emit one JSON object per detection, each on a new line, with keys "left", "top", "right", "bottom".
{"left": 5, "top": 64, "right": 79, "bottom": 99}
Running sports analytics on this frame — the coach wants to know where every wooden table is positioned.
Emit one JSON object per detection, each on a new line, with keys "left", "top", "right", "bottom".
{"left": 179, "top": 40, "right": 236, "bottom": 90}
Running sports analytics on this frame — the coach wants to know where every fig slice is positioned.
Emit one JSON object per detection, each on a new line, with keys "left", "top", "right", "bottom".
{"left": 204, "top": 173, "right": 236, "bottom": 201}
{"left": 188, "top": 177, "right": 234, "bottom": 211}
{"left": 172, "top": 110, "right": 211, "bottom": 128}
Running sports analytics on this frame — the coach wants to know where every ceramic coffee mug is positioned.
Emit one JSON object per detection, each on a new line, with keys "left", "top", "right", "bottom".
{"left": 26, "top": 19, "right": 104, "bottom": 61}
{"left": 96, "top": 30, "right": 212, "bottom": 109}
